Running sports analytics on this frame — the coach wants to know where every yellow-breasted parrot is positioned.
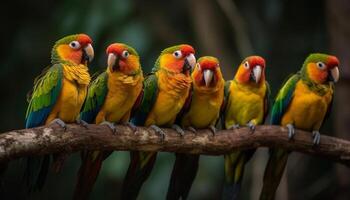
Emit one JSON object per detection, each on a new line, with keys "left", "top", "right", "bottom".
{"left": 222, "top": 56, "right": 269, "bottom": 200}
{"left": 73, "top": 43, "right": 144, "bottom": 200}
{"left": 121, "top": 44, "right": 196, "bottom": 200}
{"left": 260, "top": 53, "right": 339, "bottom": 200}
{"left": 25, "top": 34, "right": 94, "bottom": 191}
{"left": 167, "top": 56, "right": 225, "bottom": 200}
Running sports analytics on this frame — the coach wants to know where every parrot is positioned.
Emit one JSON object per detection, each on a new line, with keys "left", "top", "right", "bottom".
{"left": 260, "top": 53, "right": 339, "bottom": 200}
{"left": 166, "top": 56, "right": 225, "bottom": 200}
{"left": 73, "top": 43, "right": 144, "bottom": 200}
{"left": 25, "top": 33, "right": 94, "bottom": 191}
{"left": 222, "top": 56, "right": 269, "bottom": 200}
{"left": 121, "top": 44, "right": 196, "bottom": 200}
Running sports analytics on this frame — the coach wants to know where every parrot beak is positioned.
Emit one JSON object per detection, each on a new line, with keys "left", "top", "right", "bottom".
{"left": 108, "top": 53, "right": 119, "bottom": 72}
{"left": 251, "top": 65, "right": 262, "bottom": 83}
{"left": 203, "top": 69, "right": 214, "bottom": 87}
{"left": 183, "top": 53, "right": 196, "bottom": 73}
{"left": 329, "top": 66, "right": 339, "bottom": 83}
{"left": 83, "top": 43, "right": 94, "bottom": 63}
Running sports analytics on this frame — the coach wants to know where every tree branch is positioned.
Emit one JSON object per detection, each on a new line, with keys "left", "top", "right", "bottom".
{"left": 0, "top": 125, "right": 350, "bottom": 166}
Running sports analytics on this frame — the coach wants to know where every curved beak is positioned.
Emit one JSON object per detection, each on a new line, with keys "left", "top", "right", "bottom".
{"left": 203, "top": 69, "right": 214, "bottom": 87}
{"left": 183, "top": 53, "right": 196, "bottom": 73}
{"left": 251, "top": 65, "right": 262, "bottom": 83}
{"left": 108, "top": 53, "right": 119, "bottom": 72}
{"left": 329, "top": 66, "right": 339, "bottom": 83}
{"left": 83, "top": 43, "right": 94, "bottom": 63}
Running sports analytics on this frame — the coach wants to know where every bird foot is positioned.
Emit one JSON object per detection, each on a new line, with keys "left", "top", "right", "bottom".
{"left": 123, "top": 121, "right": 138, "bottom": 132}
{"left": 172, "top": 124, "right": 185, "bottom": 136}
{"left": 50, "top": 118, "right": 67, "bottom": 131}
{"left": 246, "top": 121, "right": 256, "bottom": 133}
{"left": 312, "top": 131, "right": 321, "bottom": 146}
{"left": 209, "top": 125, "right": 216, "bottom": 136}
{"left": 150, "top": 125, "right": 166, "bottom": 140}
{"left": 76, "top": 119, "right": 89, "bottom": 129}
{"left": 287, "top": 124, "right": 295, "bottom": 140}
{"left": 228, "top": 124, "right": 240, "bottom": 130}
{"left": 100, "top": 121, "right": 117, "bottom": 134}
{"left": 187, "top": 126, "right": 197, "bottom": 133}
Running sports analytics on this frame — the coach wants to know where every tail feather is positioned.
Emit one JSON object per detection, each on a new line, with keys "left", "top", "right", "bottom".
{"left": 25, "top": 155, "right": 50, "bottom": 192}
{"left": 223, "top": 149, "right": 255, "bottom": 200}
{"left": 121, "top": 151, "right": 157, "bottom": 200}
{"left": 73, "top": 150, "right": 112, "bottom": 200}
{"left": 260, "top": 148, "right": 289, "bottom": 200}
{"left": 166, "top": 153, "right": 200, "bottom": 200}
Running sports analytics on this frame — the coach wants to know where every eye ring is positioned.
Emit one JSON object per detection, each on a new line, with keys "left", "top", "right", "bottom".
{"left": 243, "top": 61, "right": 249, "bottom": 69}
{"left": 122, "top": 50, "right": 129, "bottom": 58}
{"left": 69, "top": 41, "right": 81, "bottom": 49}
{"left": 316, "top": 62, "right": 326, "bottom": 70}
{"left": 173, "top": 50, "right": 182, "bottom": 59}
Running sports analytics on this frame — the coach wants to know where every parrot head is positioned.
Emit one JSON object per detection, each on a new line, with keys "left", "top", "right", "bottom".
{"left": 192, "top": 56, "right": 223, "bottom": 88}
{"left": 106, "top": 43, "right": 141, "bottom": 75}
{"left": 155, "top": 44, "right": 196, "bottom": 76}
{"left": 51, "top": 33, "right": 94, "bottom": 65}
{"left": 235, "top": 56, "right": 266, "bottom": 84}
{"left": 302, "top": 53, "right": 340, "bottom": 84}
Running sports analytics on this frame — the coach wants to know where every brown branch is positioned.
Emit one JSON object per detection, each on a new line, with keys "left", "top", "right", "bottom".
{"left": 0, "top": 125, "right": 350, "bottom": 166}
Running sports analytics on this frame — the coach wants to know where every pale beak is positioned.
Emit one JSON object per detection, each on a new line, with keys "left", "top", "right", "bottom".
{"left": 185, "top": 53, "right": 196, "bottom": 70}
{"left": 252, "top": 65, "right": 262, "bottom": 83}
{"left": 203, "top": 69, "right": 214, "bottom": 87}
{"left": 108, "top": 53, "right": 118, "bottom": 72}
{"left": 330, "top": 66, "right": 339, "bottom": 83}
{"left": 83, "top": 43, "right": 94, "bottom": 62}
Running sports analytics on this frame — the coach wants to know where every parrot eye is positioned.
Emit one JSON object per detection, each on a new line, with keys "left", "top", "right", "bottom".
{"left": 316, "top": 62, "right": 326, "bottom": 70}
{"left": 69, "top": 41, "right": 81, "bottom": 49}
{"left": 122, "top": 50, "right": 129, "bottom": 58}
{"left": 244, "top": 61, "right": 250, "bottom": 69}
{"left": 197, "top": 63, "right": 201, "bottom": 71}
{"left": 173, "top": 50, "right": 182, "bottom": 59}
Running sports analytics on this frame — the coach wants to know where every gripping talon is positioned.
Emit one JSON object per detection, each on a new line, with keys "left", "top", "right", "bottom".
{"left": 187, "top": 126, "right": 197, "bottom": 133}
{"left": 76, "top": 119, "right": 89, "bottom": 129}
{"left": 247, "top": 121, "right": 256, "bottom": 133}
{"left": 209, "top": 125, "right": 216, "bottom": 136}
{"left": 228, "top": 124, "right": 240, "bottom": 130}
{"left": 50, "top": 118, "right": 67, "bottom": 131}
{"left": 287, "top": 124, "right": 295, "bottom": 140}
{"left": 312, "top": 131, "right": 321, "bottom": 146}
{"left": 150, "top": 125, "right": 165, "bottom": 140}
{"left": 100, "top": 121, "right": 116, "bottom": 134}
{"left": 124, "top": 122, "right": 137, "bottom": 132}
{"left": 172, "top": 124, "right": 185, "bottom": 136}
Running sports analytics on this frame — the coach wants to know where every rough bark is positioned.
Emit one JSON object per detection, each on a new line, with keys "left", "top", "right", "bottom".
{"left": 0, "top": 124, "right": 350, "bottom": 166}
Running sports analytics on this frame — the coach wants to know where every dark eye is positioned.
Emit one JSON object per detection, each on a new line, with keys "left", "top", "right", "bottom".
{"left": 69, "top": 41, "right": 81, "bottom": 49}
{"left": 122, "top": 50, "right": 129, "bottom": 58}
{"left": 173, "top": 50, "right": 182, "bottom": 58}
{"left": 316, "top": 62, "right": 326, "bottom": 70}
{"left": 244, "top": 61, "right": 249, "bottom": 69}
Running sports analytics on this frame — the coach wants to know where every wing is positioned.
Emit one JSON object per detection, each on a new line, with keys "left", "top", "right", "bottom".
{"left": 131, "top": 73, "right": 158, "bottom": 126}
{"left": 270, "top": 73, "right": 301, "bottom": 125}
{"left": 25, "top": 64, "right": 63, "bottom": 128}
{"left": 80, "top": 72, "right": 108, "bottom": 123}
{"left": 262, "top": 81, "right": 271, "bottom": 124}
{"left": 220, "top": 80, "right": 232, "bottom": 128}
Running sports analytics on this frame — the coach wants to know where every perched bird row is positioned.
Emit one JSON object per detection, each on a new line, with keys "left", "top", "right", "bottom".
{"left": 22, "top": 33, "right": 339, "bottom": 200}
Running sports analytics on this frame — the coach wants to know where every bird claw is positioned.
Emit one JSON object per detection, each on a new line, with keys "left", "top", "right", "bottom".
{"left": 209, "top": 125, "right": 216, "bottom": 136}
{"left": 246, "top": 121, "right": 256, "bottom": 133}
{"left": 150, "top": 125, "right": 166, "bottom": 140}
{"left": 50, "top": 118, "right": 67, "bottom": 131}
{"left": 228, "top": 124, "right": 240, "bottom": 130}
{"left": 76, "top": 119, "right": 89, "bottom": 129}
{"left": 187, "top": 126, "right": 197, "bottom": 133}
{"left": 100, "top": 121, "right": 117, "bottom": 134}
{"left": 312, "top": 131, "right": 321, "bottom": 146}
{"left": 123, "top": 121, "right": 138, "bottom": 132}
{"left": 172, "top": 124, "right": 185, "bottom": 137}
{"left": 287, "top": 124, "right": 295, "bottom": 140}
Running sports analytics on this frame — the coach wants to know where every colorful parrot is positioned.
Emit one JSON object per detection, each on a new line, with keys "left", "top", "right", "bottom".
{"left": 222, "top": 56, "right": 269, "bottom": 200}
{"left": 166, "top": 56, "right": 225, "bottom": 200}
{"left": 121, "top": 44, "right": 196, "bottom": 200}
{"left": 25, "top": 34, "right": 94, "bottom": 191}
{"left": 73, "top": 43, "right": 144, "bottom": 199}
{"left": 260, "top": 53, "right": 339, "bottom": 200}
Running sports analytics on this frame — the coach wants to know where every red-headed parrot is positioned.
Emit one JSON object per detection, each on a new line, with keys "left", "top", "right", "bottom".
{"left": 260, "top": 53, "right": 339, "bottom": 200}
{"left": 25, "top": 34, "right": 94, "bottom": 191}
{"left": 121, "top": 44, "right": 196, "bottom": 200}
{"left": 73, "top": 43, "right": 143, "bottom": 200}
{"left": 222, "top": 56, "right": 269, "bottom": 200}
{"left": 167, "top": 56, "right": 225, "bottom": 200}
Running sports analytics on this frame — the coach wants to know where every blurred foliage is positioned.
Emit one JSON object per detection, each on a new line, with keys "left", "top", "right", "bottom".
{"left": 0, "top": 0, "right": 346, "bottom": 199}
